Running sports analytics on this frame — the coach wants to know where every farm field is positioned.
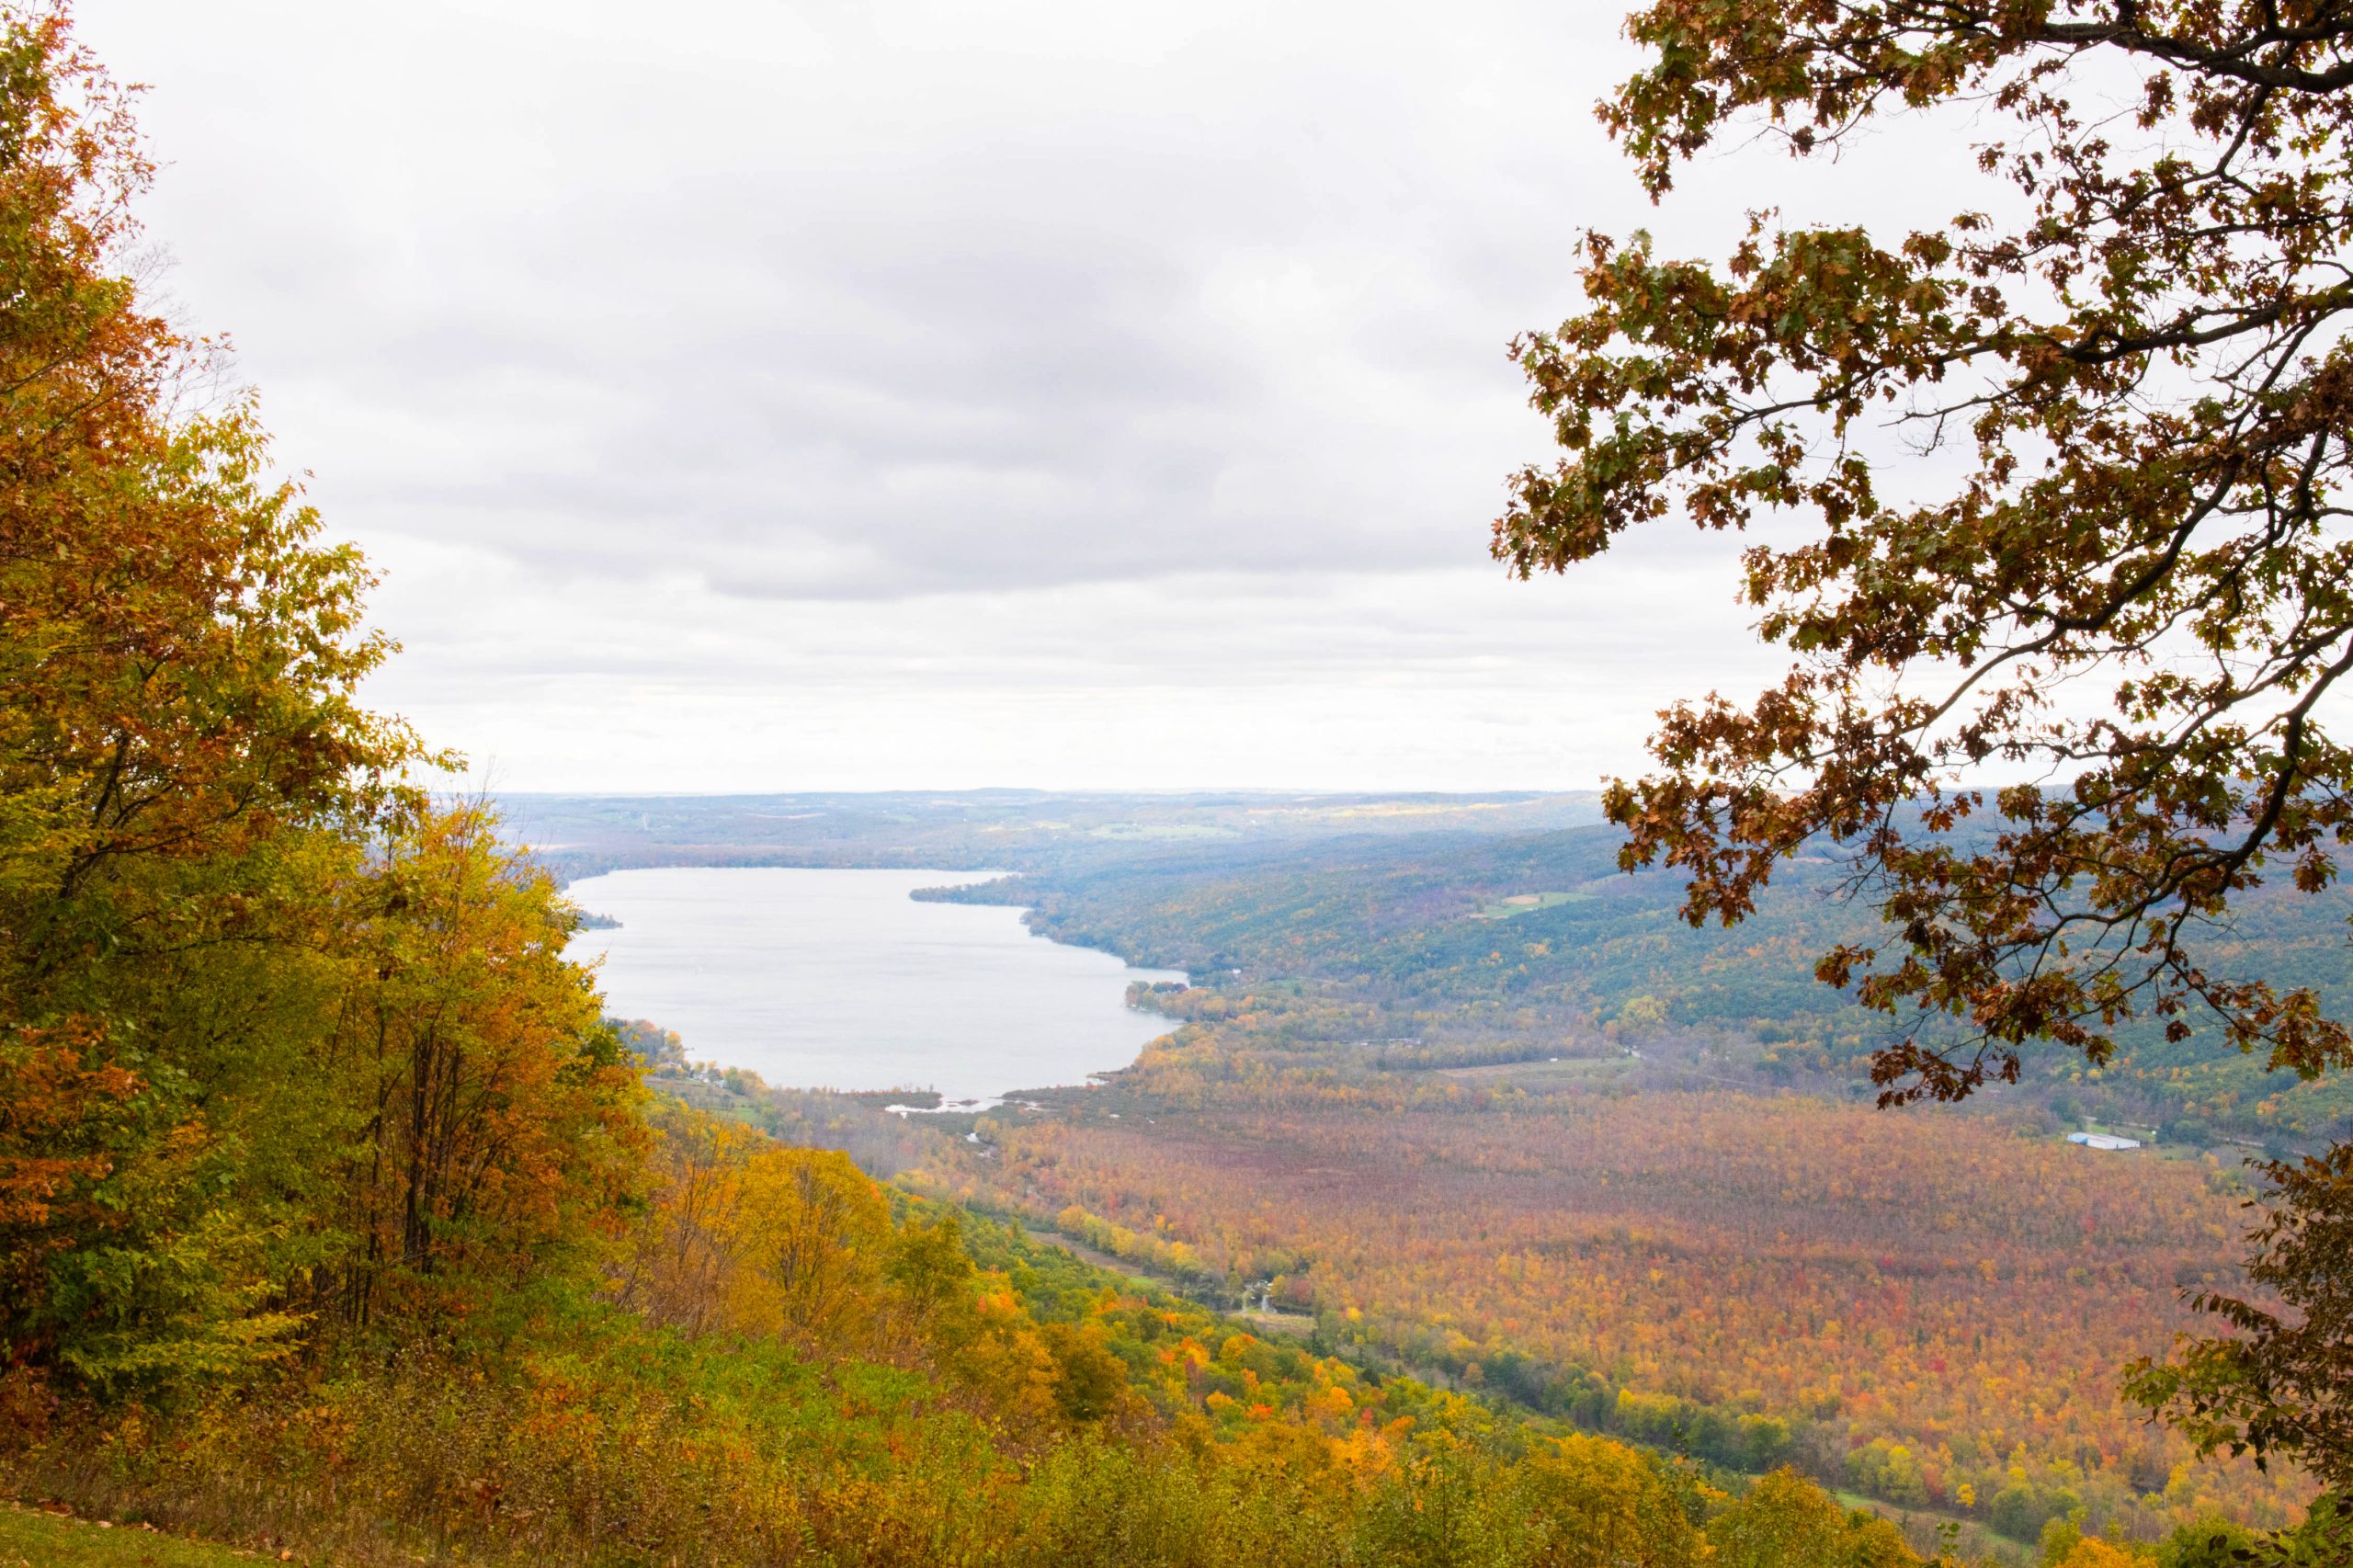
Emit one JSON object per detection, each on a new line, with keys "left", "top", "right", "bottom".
{"left": 1473, "top": 892, "right": 1589, "bottom": 919}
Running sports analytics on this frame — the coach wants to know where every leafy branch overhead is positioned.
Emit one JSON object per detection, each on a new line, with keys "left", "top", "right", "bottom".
{"left": 1501, "top": 0, "right": 2353, "bottom": 1103}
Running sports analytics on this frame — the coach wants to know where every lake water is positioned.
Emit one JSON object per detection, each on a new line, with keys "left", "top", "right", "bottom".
{"left": 564, "top": 868, "right": 1185, "bottom": 1102}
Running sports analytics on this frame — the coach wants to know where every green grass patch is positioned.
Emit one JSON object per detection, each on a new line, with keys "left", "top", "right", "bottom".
{"left": 1472, "top": 891, "right": 1589, "bottom": 919}
{"left": 0, "top": 1503, "right": 287, "bottom": 1567}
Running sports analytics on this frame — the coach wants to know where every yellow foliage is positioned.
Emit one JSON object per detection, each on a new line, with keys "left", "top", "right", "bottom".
{"left": 724, "top": 1146, "right": 891, "bottom": 1342}
{"left": 2050, "top": 1541, "right": 2144, "bottom": 1568}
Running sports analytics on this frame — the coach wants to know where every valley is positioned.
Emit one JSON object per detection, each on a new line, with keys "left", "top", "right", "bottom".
{"left": 551, "top": 790, "right": 2336, "bottom": 1555}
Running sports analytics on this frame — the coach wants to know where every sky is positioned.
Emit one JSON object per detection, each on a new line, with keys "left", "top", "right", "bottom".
{"left": 77, "top": 0, "right": 1972, "bottom": 792}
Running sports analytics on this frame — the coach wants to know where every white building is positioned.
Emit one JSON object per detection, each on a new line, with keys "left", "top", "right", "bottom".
{"left": 2066, "top": 1131, "right": 2143, "bottom": 1152}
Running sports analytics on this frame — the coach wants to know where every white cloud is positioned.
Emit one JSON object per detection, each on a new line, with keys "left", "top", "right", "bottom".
{"left": 359, "top": 537, "right": 1764, "bottom": 791}
{"left": 79, "top": 0, "right": 1988, "bottom": 789}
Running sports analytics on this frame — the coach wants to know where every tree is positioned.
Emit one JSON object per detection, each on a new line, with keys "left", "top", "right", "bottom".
{"left": 330, "top": 802, "right": 644, "bottom": 1326}
{"left": 0, "top": 8, "right": 642, "bottom": 1392}
{"left": 1040, "top": 1318, "right": 1130, "bottom": 1425}
{"left": 1499, "top": 0, "right": 2353, "bottom": 1518}
{"left": 1517, "top": 1432, "right": 1710, "bottom": 1568}
{"left": 0, "top": 7, "right": 415, "bottom": 1388}
{"left": 2128, "top": 1144, "right": 2353, "bottom": 1486}
{"left": 1500, "top": 1, "right": 2353, "bottom": 1103}
{"left": 1706, "top": 1467, "right": 1916, "bottom": 1568}
{"left": 726, "top": 1143, "right": 890, "bottom": 1342}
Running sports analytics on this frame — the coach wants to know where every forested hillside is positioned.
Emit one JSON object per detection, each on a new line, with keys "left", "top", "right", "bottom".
{"left": 848, "top": 801, "right": 2353, "bottom": 1547}
{"left": 926, "top": 827, "right": 2353, "bottom": 1149}
{"left": 498, "top": 789, "right": 1606, "bottom": 884}
{"left": 926, "top": 1074, "right": 2300, "bottom": 1540}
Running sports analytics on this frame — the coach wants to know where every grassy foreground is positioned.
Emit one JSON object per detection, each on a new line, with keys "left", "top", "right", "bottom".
{"left": 0, "top": 1502, "right": 297, "bottom": 1567}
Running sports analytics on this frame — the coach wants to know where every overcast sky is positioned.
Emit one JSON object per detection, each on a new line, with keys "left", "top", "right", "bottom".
{"left": 78, "top": 0, "right": 1965, "bottom": 792}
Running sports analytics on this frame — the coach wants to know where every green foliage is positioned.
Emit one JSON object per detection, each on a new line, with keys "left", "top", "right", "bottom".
{"left": 1612, "top": 1390, "right": 1794, "bottom": 1475}
{"left": 978, "top": 827, "right": 2353, "bottom": 1145}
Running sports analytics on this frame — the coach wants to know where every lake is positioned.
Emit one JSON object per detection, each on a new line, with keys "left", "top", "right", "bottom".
{"left": 563, "top": 867, "right": 1185, "bottom": 1102}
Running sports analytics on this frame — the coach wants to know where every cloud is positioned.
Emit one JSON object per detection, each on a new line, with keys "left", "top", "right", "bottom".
{"left": 358, "top": 537, "right": 1767, "bottom": 791}
{"left": 96, "top": 0, "right": 1640, "bottom": 590}
{"left": 78, "top": 0, "right": 1989, "bottom": 787}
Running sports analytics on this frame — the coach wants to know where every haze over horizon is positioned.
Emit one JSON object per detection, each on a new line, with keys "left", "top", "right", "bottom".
{"left": 82, "top": 0, "right": 1978, "bottom": 794}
